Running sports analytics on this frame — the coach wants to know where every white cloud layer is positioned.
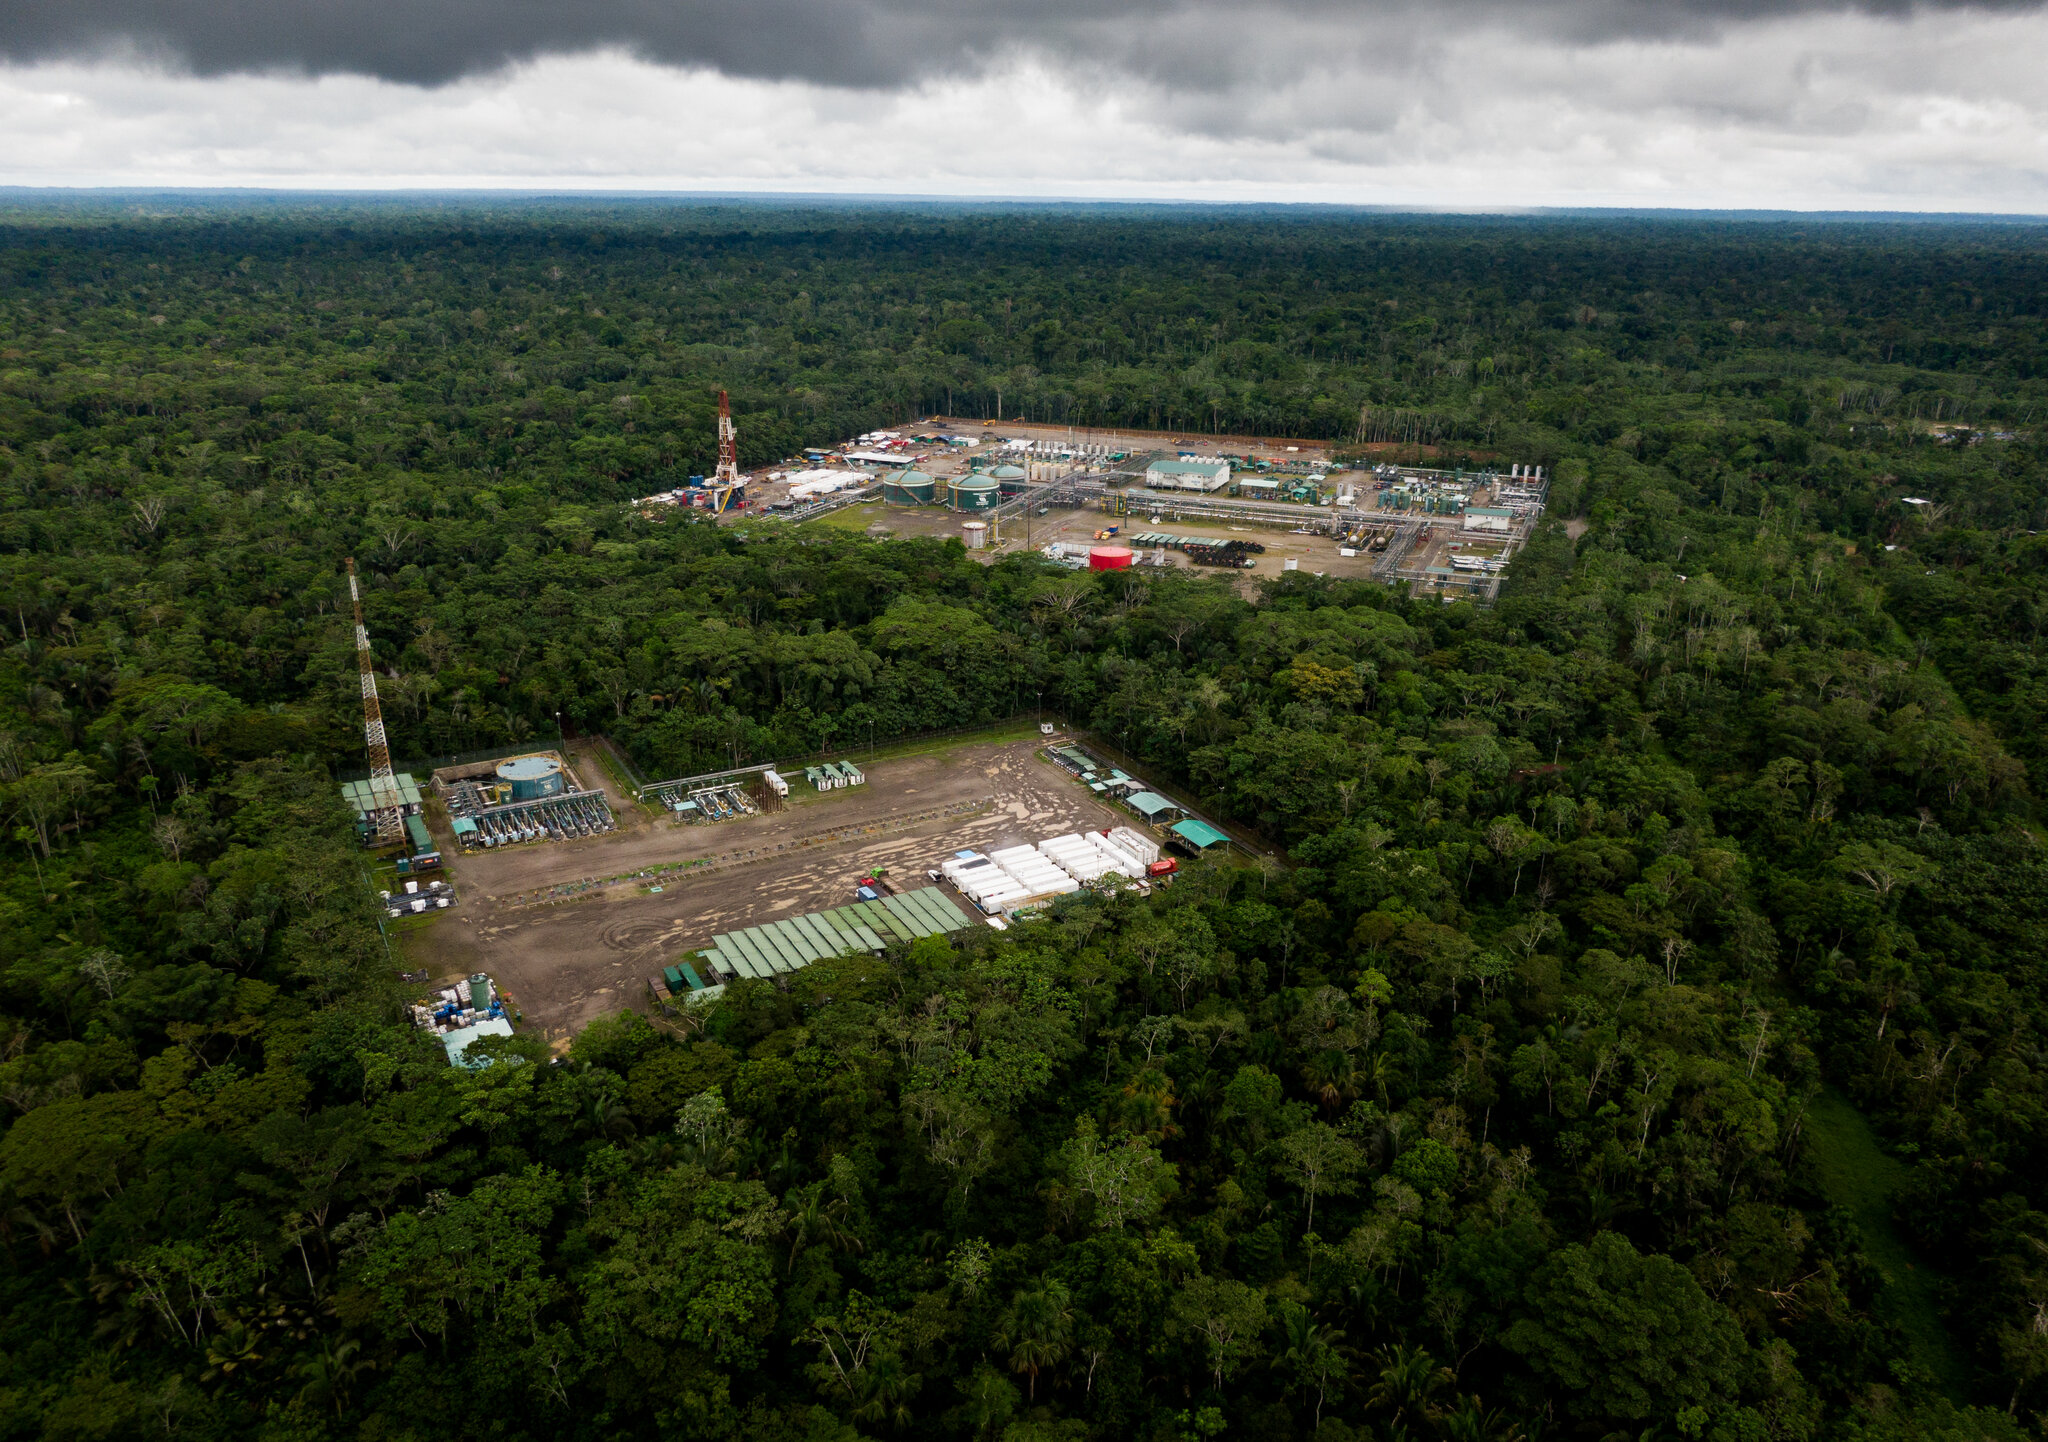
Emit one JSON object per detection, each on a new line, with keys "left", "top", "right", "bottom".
{"left": 3, "top": 8, "right": 2047, "bottom": 210}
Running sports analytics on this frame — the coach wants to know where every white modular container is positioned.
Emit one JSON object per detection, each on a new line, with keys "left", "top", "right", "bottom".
{"left": 946, "top": 854, "right": 1029, "bottom": 909}
{"left": 1039, "top": 837, "right": 1115, "bottom": 882}
{"left": 1014, "top": 869, "right": 1079, "bottom": 897}
{"left": 942, "top": 852, "right": 1001, "bottom": 891}
{"left": 1107, "top": 827, "right": 1161, "bottom": 864}
{"left": 949, "top": 855, "right": 1007, "bottom": 882}
{"left": 1085, "top": 833, "right": 1147, "bottom": 878}
{"left": 990, "top": 845, "right": 1076, "bottom": 896}
{"left": 762, "top": 769, "right": 789, "bottom": 798}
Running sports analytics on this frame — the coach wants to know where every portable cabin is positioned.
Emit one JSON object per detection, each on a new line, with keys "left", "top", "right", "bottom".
{"left": 404, "top": 813, "right": 441, "bottom": 869}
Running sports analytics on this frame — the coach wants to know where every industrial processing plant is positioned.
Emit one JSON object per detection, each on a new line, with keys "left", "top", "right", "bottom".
{"left": 793, "top": 416, "right": 1551, "bottom": 598}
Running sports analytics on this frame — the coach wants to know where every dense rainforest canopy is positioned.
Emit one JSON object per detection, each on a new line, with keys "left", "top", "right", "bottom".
{"left": 1, "top": 198, "right": 2047, "bottom": 1442}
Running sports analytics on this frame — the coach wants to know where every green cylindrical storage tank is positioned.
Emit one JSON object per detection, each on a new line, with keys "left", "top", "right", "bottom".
{"left": 949, "top": 476, "right": 1001, "bottom": 511}
{"left": 992, "top": 463, "right": 1029, "bottom": 497}
{"left": 497, "top": 755, "right": 565, "bottom": 801}
{"left": 884, "top": 469, "right": 937, "bottom": 505}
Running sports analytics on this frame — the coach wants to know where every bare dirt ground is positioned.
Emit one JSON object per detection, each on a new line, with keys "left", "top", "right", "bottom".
{"left": 560, "top": 737, "right": 649, "bottom": 825}
{"left": 806, "top": 500, "right": 1396, "bottom": 585}
{"left": 1008, "top": 507, "right": 1391, "bottom": 584}
{"left": 401, "top": 735, "right": 1136, "bottom": 1044}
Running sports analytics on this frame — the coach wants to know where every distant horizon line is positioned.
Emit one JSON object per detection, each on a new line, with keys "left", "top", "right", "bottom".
{"left": 0, "top": 185, "right": 2045, "bottom": 223}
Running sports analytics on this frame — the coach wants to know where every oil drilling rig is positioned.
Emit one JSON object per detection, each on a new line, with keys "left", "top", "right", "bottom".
{"left": 346, "top": 558, "right": 406, "bottom": 845}
{"left": 707, "top": 389, "right": 744, "bottom": 515}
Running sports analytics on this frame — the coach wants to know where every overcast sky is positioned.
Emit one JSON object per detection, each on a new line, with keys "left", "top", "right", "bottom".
{"left": 3, "top": 0, "right": 2046, "bottom": 209}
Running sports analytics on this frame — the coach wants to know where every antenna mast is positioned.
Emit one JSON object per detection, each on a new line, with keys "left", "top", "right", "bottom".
{"left": 346, "top": 559, "right": 402, "bottom": 843}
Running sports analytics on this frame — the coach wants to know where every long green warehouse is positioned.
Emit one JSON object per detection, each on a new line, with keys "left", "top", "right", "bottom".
{"left": 696, "top": 886, "right": 977, "bottom": 982}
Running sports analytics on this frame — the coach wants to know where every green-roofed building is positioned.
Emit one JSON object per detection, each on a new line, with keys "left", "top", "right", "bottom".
{"left": 695, "top": 886, "right": 977, "bottom": 986}
{"left": 342, "top": 772, "right": 425, "bottom": 848}
{"left": 1125, "top": 790, "right": 1183, "bottom": 821}
{"left": 1171, "top": 818, "right": 1231, "bottom": 850}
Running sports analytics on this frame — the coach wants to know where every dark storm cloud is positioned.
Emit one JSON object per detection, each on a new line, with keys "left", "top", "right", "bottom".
{"left": 3, "top": 0, "right": 2042, "bottom": 88}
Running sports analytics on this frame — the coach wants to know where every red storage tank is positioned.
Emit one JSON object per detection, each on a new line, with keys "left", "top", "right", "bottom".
{"left": 1088, "top": 546, "right": 1135, "bottom": 571}
{"left": 1147, "top": 858, "right": 1179, "bottom": 876}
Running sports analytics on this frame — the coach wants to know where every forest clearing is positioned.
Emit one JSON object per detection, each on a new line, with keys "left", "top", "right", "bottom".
{"left": 407, "top": 736, "right": 1141, "bottom": 1037}
{"left": 2, "top": 201, "right": 2045, "bottom": 1442}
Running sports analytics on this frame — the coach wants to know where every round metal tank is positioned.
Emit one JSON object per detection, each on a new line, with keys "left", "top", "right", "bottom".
{"left": 962, "top": 521, "right": 988, "bottom": 549}
{"left": 1089, "top": 546, "right": 1134, "bottom": 571}
{"left": 992, "top": 463, "right": 1030, "bottom": 497}
{"left": 497, "top": 755, "right": 565, "bottom": 802}
{"left": 949, "top": 476, "right": 1001, "bottom": 511}
{"left": 884, "top": 469, "right": 936, "bottom": 505}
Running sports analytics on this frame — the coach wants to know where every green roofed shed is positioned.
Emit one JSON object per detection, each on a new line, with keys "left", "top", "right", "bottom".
{"left": 341, "top": 773, "right": 423, "bottom": 819}
{"left": 788, "top": 914, "right": 837, "bottom": 958}
{"left": 404, "top": 814, "right": 436, "bottom": 855}
{"left": 1125, "top": 791, "right": 1180, "bottom": 820}
{"left": 1172, "top": 819, "right": 1231, "bottom": 849}
{"left": 694, "top": 888, "right": 971, "bottom": 983}
{"left": 766, "top": 920, "right": 821, "bottom": 965}
{"left": 728, "top": 932, "right": 778, "bottom": 976}
{"left": 907, "top": 888, "right": 960, "bottom": 930}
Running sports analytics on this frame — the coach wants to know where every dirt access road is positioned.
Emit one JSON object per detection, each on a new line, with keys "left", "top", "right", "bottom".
{"left": 404, "top": 735, "right": 1135, "bottom": 1044}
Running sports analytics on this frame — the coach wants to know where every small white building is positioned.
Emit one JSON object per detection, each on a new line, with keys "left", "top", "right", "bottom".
{"left": 1463, "top": 506, "right": 1514, "bottom": 534}
{"left": 1146, "top": 458, "right": 1231, "bottom": 492}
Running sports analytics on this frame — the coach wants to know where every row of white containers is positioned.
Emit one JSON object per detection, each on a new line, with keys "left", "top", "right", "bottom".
{"left": 941, "top": 827, "right": 1164, "bottom": 913}
{"left": 941, "top": 852, "right": 1055, "bottom": 911}
{"left": 1038, "top": 831, "right": 1146, "bottom": 882}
